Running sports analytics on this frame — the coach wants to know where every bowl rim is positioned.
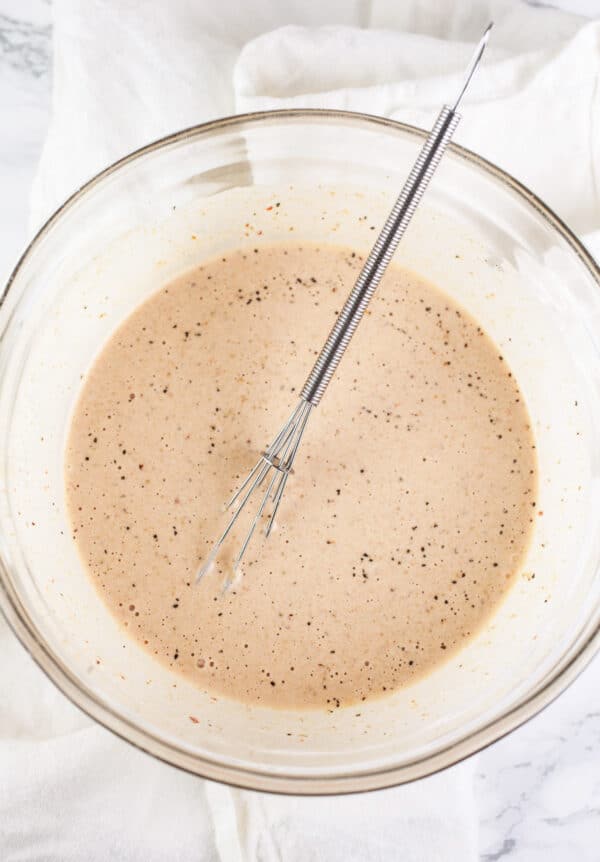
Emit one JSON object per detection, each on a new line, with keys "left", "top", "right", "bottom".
{"left": 1, "top": 107, "right": 599, "bottom": 795}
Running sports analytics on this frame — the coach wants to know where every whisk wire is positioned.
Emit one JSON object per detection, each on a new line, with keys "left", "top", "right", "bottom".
{"left": 232, "top": 406, "right": 305, "bottom": 572}
{"left": 197, "top": 398, "right": 313, "bottom": 584}
{"left": 265, "top": 399, "right": 312, "bottom": 537}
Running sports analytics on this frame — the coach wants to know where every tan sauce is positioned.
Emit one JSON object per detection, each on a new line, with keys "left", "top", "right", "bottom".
{"left": 65, "top": 243, "right": 537, "bottom": 709}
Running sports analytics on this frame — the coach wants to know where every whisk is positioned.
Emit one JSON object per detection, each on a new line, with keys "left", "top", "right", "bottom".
{"left": 197, "top": 23, "right": 493, "bottom": 588}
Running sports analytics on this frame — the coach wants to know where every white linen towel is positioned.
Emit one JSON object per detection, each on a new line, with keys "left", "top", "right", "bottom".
{"left": 2, "top": 1, "right": 598, "bottom": 860}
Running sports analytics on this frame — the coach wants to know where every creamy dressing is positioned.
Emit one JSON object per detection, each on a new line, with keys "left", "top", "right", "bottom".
{"left": 65, "top": 243, "right": 537, "bottom": 709}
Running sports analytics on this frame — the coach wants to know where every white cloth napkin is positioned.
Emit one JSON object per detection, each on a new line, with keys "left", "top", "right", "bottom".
{"left": 3, "top": 0, "right": 598, "bottom": 860}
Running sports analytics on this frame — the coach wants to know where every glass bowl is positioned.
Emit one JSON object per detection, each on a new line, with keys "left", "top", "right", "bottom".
{"left": 0, "top": 110, "right": 599, "bottom": 794}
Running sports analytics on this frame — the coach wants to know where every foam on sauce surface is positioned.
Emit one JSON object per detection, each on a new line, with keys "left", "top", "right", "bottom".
{"left": 65, "top": 243, "right": 537, "bottom": 709}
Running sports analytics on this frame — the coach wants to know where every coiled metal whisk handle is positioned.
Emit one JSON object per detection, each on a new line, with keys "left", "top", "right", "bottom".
{"left": 301, "top": 106, "right": 460, "bottom": 405}
{"left": 301, "top": 21, "right": 493, "bottom": 407}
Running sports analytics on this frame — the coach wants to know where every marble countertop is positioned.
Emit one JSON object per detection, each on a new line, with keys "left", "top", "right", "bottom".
{"left": 1, "top": 1, "right": 598, "bottom": 859}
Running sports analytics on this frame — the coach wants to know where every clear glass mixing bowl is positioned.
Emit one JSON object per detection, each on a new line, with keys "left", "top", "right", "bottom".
{"left": 0, "top": 111, "right": 599, "bottom": 794}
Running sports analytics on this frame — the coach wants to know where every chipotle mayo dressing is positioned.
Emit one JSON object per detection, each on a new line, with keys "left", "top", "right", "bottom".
{"left": 65, "top": 243, "right": 537, "bottom": 709}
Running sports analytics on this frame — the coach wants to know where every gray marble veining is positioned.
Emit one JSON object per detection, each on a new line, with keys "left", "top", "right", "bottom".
{"left": 477, "top": 660, "right": 600, "bottom": 860}
{"left": 0, "top": 3, "right": 51, "bottom": 77}
{"left": 0, "top": 0, "right": 51, "bottom": 282}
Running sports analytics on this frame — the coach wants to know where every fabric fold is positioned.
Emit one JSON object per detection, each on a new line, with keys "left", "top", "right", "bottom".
{"left": 233, "top": 20, "right": 600, "bottom": 234}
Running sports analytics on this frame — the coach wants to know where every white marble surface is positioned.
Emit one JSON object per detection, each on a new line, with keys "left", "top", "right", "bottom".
{"left": 0, "top": 1, "right": 598, "bottom": 859}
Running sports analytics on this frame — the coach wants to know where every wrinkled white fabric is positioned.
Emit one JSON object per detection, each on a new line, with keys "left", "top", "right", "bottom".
{"left": 4, "top": 0, "right": 597, "bottom": 859}
{"left": 233, "top": 18, "right": 600, "bottom": 235}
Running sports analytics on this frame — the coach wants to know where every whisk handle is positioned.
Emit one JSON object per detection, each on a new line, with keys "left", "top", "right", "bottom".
{"left": 300, "top": 105, "right": 461, "bottom": 407}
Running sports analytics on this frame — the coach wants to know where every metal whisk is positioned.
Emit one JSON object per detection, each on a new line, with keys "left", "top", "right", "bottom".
{"left": 197, "top": 23, "right": 493, "bottom": 588}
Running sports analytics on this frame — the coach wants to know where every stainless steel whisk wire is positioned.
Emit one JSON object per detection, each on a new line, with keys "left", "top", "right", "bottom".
{"left": 197, "top": 23, "right": 493, "bottom": 588}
